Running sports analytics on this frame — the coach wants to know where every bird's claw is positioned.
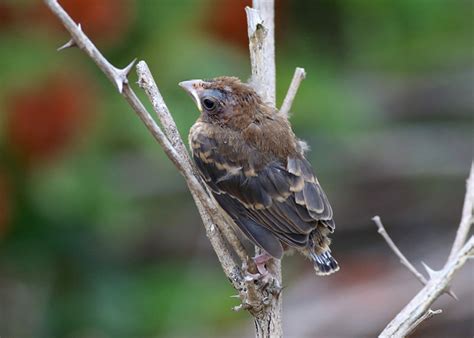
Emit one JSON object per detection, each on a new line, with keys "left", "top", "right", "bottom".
{"left": 242, "top": 260, "right": 261, "bottom": 281}
{"left": 241, "top": 253, "right": 276, "bottom": 285}
{"left": 243, "top": 268, "right": 272, "bottom": 284}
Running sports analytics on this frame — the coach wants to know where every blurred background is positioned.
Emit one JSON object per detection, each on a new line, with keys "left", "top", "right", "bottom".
{"left": 0, "top": 0, "right": 473, "bottom": 337}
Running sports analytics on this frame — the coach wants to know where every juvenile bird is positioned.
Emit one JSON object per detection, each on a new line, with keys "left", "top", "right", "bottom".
{"left": 180, "top": 77, "right": 338, "bottom": 276}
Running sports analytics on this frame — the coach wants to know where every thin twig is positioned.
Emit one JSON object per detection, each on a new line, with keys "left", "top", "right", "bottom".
{"left": 136, "top": 61, "right": 249, "bottom": 265}
{"left": 46, "top": 0, "right": 136, "bottom": 94}
{"left": 280, "top": 67, "right": 306, "bottom": 117}
{"left": 136, "top": 61, "right": 190, "bottom": 162}
{"left": 373, "top": 215, "right": 457, "bottom": 300}
{"left": 448, "top": 162, "right": 474, "bottom": 262}
{"left": 372, "top": 216, "right": 429, "bottom": 286}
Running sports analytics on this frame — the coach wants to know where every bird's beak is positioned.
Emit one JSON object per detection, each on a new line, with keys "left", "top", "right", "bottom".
{"left": 179, "top": 79, "right": 204, "bottom": 112}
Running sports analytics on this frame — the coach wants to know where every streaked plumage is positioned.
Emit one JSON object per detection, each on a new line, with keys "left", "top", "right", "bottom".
{"left": 180, "top": 77, "right": 338, "bottom": 275}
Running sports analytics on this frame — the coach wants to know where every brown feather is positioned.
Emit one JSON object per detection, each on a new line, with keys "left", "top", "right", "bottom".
{"left": 185, "top": 76, "right": 338, "bottom": 274}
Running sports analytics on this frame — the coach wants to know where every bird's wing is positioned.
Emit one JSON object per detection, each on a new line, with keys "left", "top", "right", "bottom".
{"left": 191, "top": 134, "right": 334, "bottom": 259}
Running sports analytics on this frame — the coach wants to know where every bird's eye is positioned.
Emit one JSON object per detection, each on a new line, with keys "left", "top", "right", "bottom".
{"left": 202, "top": 97, "right": 217, "bottom": 111}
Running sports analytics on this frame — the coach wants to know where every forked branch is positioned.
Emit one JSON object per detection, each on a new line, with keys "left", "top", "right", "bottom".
{"left": 44, "top": 0, "right": 286, "bottom": 337}
{"left": 375, "top": 162, "right": 474, "bottom": 337}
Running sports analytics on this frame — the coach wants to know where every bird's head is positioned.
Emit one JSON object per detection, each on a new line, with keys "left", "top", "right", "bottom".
{"left": 179, "top": 76, "right": 267, "bottom": 129}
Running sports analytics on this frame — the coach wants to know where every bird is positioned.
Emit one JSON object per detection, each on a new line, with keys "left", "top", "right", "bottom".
{"left": 179, "top": 76, "right": 338, "bottom": 276}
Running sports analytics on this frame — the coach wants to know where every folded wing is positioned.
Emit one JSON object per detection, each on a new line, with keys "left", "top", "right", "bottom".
{"left": 191, "top": 134, "right": 334, "bottom": 259}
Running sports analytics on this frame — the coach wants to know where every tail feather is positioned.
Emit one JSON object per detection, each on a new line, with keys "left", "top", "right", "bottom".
{"left": 311, "top": 251, "right": 339, "bottom": 276}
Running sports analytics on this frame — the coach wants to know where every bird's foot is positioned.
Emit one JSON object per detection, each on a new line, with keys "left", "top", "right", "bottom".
{"left": 254, "top": 251, "right": 273, "bottom": 276}
{"left": 242, "top": 252, "right": 276, "bottom": 285}
{"left": 242, "top": 260, "right": 261, "bottom": 282}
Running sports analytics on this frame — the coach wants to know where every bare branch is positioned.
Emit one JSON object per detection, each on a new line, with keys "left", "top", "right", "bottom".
{"left": 372, "top": 216, "right": 428, "bottom": 286}
{"left": 380, "top": 236, "right": 473, "bottom": 337}
{"left": 43, "top": 0, "right": 246, "bottom": 287}
{"left": 377, "top": 163, "right": 474, "bottom": 336}
{"left": 373, "top": 216, "right": 457, "bottom": 299}
{"left": 45, "top": 1, "right": 134, "bottom": 94}
{"left": 280, "top": 67, "right": 306, "bottom": 117}
{"left": 46, "top": 0, "right": 288, "bottom": 336}
{"left": 136, "top": 61, "right": 249, "bottom": 264}
{"left": 44, "top": 2, "right": 289, "bottom": 335}
{"left": 448, "top": 161, "right": 474, "bottom": 262}
{"left": 245, "top": 1, "right": 276, "bottom": 106}
{"left": 136, "top": 61, "right": 189, "bottom": 160}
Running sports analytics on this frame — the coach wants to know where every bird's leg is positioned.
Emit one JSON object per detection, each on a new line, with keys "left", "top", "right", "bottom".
{"left": 253, "top": 251, "right": 273, "bottom": 276}
{"left": 242, "top": 251, "right": 274, "bottom": 282}
{"left": 252, "top": 251, "right": 276, "bottom": 284}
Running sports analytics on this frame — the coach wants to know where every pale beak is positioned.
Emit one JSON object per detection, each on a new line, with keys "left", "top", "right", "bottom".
{"left": 179, "top": 79, "right": 204, "bottom": 112}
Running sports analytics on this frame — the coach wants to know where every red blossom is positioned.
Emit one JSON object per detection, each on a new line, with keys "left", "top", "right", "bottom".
{"left": 5, "top": 73, "right": 97, "bottom": 166}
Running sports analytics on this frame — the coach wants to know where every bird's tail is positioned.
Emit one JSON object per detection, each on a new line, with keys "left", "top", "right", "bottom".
{"left": 310, "top": 250, "right": 339, "bottom": 276}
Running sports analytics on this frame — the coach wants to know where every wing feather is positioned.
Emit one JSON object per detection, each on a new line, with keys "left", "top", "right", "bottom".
{"left": 191, "top": 132, "right": 335, "bottom": 256}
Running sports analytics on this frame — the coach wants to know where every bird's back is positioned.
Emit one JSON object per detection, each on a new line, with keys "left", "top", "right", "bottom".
{"left": 184, "top": 76, "right": 338, "bottom": 275}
